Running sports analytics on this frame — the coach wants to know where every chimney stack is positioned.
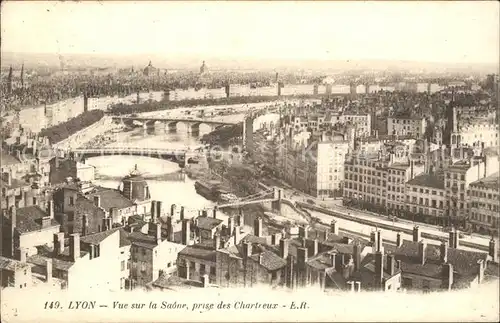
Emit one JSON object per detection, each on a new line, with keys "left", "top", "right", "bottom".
{"left": 386, "top": 254, "right": 396, "bottom": 276}
{"left": 440, "top": 240, "right": 448, "bottom": 263}
{"left": 227, "top": 217, "right": 234, "bottom": 237}
{"left": 180, "top": 206, "right": 185, "bottom": 221}
{"left": 374, "top": 251, "right": 384, "bottom": 289}
{"left": 329, "top": 252, "right": 337, "bottom": 267}
{"left": 93, "top": 196, "right": 101, "bottom": 208}
{"left": 330, "top": 220, "right": 339, "bottom": 235}
{"left": 354, "top": 281, "right": 361, "bottom": 292}
{"left": 202, "top": 210, "right": 208, "bottom": 217}
{"left": 41, "top": 216, "right": 51, "bottom": 228}
{"left": 181, "top": 219, "right": 191, "bottom": 245}
{"left": 271, "top": 232, "right": 282, "bottom": 246}
{"left": 243, "top": 241, "right": 252, "bottom": 258}
{"left": 396, "top": 232, "right": 403, "bottom": 247}
{"left": 4, "top": 172, "right": 12, "bottom": 186}
{"left": 306, "top": 239, "right": 319, "bottom": 257}
{"left": 412, "top": 226, "right": 420, "bottom": 242}
{"left": 53, "top": 232, "right": 64, "bottom": 256}
{"left": 477, "top": 260, "right": 485, "bottom": 284}
{"left": 214, "top": 233, "right": 221, "bottom": 250}
{"left": 279, "top": 238, "right": 289, "bottom": 259}
{"left": 151, "top": 201, "right": 156, "bottom": 222}
{"left": 449, "top": 229, "right": 459, "bottom": 249}
{"left": 202, "top": 274, "right": 209, "bottom": 288}
{"left": 69, "top": 233, "right": 80, "bottom": 261}
{"left": 442, "top": 263, "right": 454, "bottom": 290}
{"left": 418, "top": 240, "right": 427, "bottom": 265}
{"left": 376, "top": 230, "right": 383, "bottom": 253}
{"left": 156, "top": 201, "right": 162, "bottom": 219}
{"left": 254, "top": 217, "right": 263, "bottom": 237}
{"left": 299, "top": 225, "right": 308, "bottom": 240}
{"left": 489, "top": 238, "right": 498, "bottom": 263}
{"left": 297, "top": 247, "right": 308, "bottom": 268}
{"left": 166, "top": 216, "right": 173, "bottom": 241}
{"left": 47, "top": 200, "right": 54, "bottom": 219}
{"left": 212, "top": 206, "right": 217, "bottom": 219}
{"left": 156, "top": 223, "right": 162, "bottom": 244}
{"left": 170, "top": 204, "right": 176, "bottom": 216}
{"left": 46, "top": 258, "right": 53, "bottom": 283}
{"left": 82, "top": 214, "right": 88, "bottom": 236}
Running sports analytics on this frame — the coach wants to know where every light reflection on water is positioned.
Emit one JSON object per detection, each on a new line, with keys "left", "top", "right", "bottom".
{"left": 88, "top": 155, "right": 215, "bottom": 213}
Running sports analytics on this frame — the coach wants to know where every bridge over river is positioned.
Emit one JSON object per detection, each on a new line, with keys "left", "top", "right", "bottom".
{"left": 111, "top": 116, "right": 238, "bottom": 133}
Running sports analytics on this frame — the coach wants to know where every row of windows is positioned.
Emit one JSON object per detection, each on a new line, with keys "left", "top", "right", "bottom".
{"left": 410, "top": 187, "right": 444, "bottom": 196}
{"left": 470, "top": 202, "right": 499, "bottom": 212}
{"left": 470, "top": 190, "right": 499, "bottom": 200}
{"left": 471, "top": 212, "right": 498, "bottom": 224}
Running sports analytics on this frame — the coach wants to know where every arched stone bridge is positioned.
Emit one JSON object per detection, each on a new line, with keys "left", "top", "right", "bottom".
{"left": 69, "top": 147, "right": 204, "bottom": 167}
{"left": 111, "top": 116, "right": 238, "bottom": 132}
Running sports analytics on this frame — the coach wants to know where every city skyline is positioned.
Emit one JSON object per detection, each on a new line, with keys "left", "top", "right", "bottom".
{"left": 1, "top": 1, "right": 499, "bottom": 67}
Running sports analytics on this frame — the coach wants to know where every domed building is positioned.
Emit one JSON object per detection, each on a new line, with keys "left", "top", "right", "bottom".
{"left": 120, "top": 164, "right": 151, "bottom": 202}
{"left": 143, "top": 61, "right": 158, "bottom": 77}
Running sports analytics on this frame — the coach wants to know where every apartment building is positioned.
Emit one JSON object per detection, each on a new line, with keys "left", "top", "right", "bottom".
{"left": 1, "top": 204, "right": 60, "bottom": 260}
{"left": 387, "top": 227, "right": 491, "bottom": 291}
{"left": 468, "top": 172, "right": 500, "bottom": 234}
{"left": 444, "top": 154, "right": 499, "bottom": 220}
{"left": 0, "top": 256, "right": 33, "bottom": 289}
{"left": 27, "top": 231, "right": 123, "bottom": 290}
{"left": 405, "top": 173, "right": 447, "bottom": 219}
{"left": 343, "top": 150, "right": 424, "bottom": 210}
{"left": 451, "top": 122, "right": 498, "bottom": 148}
{"left": 291, "top": 113, "right": 371, "bottom": 137}
{"left": 387, "top": 116, "right": 427, "bottom": 138}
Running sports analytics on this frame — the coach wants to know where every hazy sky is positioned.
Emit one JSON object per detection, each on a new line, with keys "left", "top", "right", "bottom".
{"left": 2, "top": 1, "right": 499, "bottom": 64}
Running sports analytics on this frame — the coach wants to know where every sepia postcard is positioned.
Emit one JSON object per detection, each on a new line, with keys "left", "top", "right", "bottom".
{"left": 0, "top": 1, "right": 499, "bottom": 322}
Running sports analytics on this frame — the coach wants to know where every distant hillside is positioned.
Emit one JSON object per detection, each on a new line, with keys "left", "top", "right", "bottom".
{"left": 1, "top": 51, "right": 498, "bottom": 74}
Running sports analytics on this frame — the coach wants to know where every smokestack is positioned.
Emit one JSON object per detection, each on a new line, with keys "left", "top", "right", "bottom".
{"left": 489, "top": 238, "right": 498, "bottom": 263}
{"left": 440, "top": 240, "right": 448, "bottom": 263}
{"left": 396, "top": 232, "right": 403, "bottom": 247}
{"left": 279, "top": 239, "right": 289, "bottom": 259}
{"left": 254, "top": 217, "right": 263, "bottom": 237}
{"left": 53, "top": 232, "right": 64, "bottom": 256}
{"left": 46, "top": 258, "right": 53, "bottom": 283}
{"left": 412, "top": 226, "right": 420, "bottom": 242}
{"left": 93, "top": 196, "right": 101, "bottom": 208}
{"left": 181, "top": 219, "right": 191, "bottom": 245}
{"left": 330, "top": 220, "right": 339, "bottom": 235}
{"left": 418, "top": 240, "right": 427, "bottom": 265}
{"left": 69, "top": 233, "right": 80, "bottom": 261}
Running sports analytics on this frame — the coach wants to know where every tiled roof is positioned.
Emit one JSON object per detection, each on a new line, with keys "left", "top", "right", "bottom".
{"left": 0, "top": 152, "right": 21, "bottom": 165}
{"left": 393, "top": 240, "right": 488, "bottom": 280}
{"left": 243, "top": 234, "right": 271, "bottom": 246}
{"left": 14, "top": 206, "right": 60, "bottom": 233}
{"left": 0, "top": 256, "right": 31, "bottom": 271}
{"left": 250, "top": 250, "right": 286, "bottom": 271}
{"left": 307, "top": 253, "right": 333, "bottom": 271}
{"left": 197, "top": 217, "right": 223, "bottom": 231}
{"left": 2, "top": 178, "right": 29, "bottom": 189}
{"left": 152, "top": 273, "right": 203, "bottom": 289}
{"left": 178, "top": 245, "right": 216, "bottom": 262}
{"left": 470, "top": 172, "right": 499, "bottom": 190}
{"left": 407, "top": 173, "right": 445, "bottom": 190}
{"left": 28, "top": 245, "right": 89, "bottom": 271}
{"left": 85, "top": 187, "right": 135, "bottom": 210}
{"left": 128, "top": 231, "right": 158, "bottom": 249}
{"left": 80, "top": 228, "right": 120, "bottom": 245}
